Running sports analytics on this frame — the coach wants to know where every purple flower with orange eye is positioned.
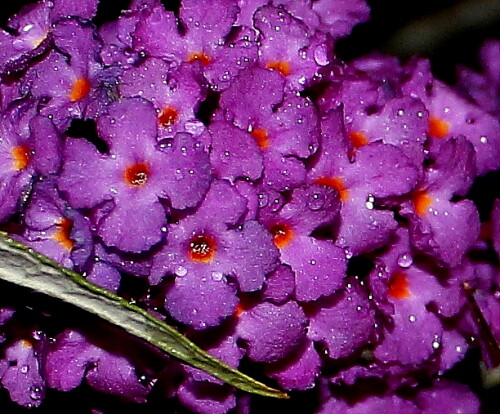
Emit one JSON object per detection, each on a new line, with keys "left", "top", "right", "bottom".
{"left": 21, "top": 19, "right": 111, "bottom": 130}
{"left": 402, "top": 58, "right": 500, "bottom": 176}
{"left": 401, "top": 136, "right": 480, "bottom": 267}
{"left": 258, "top": 183, "right": 346, "bottom": 302}
{"left": 58, "top": 97, "right": 212, "bottom": 253}
{"left": 0, "top": 0, "right": 99, "bottom": 75}
{"left": 0, "top": 108, "right": 62, "bottom": 224}
{"left": 150, "top": 180, "right": 280, "bottom": 329}
{"left": 133, "top": 0, "right": 258, "bottom": 91}
{"left": 253, "top": 5, "right": 334, "bottom": 91}
{"left": 308, "top": 107, "right": 419, "bottom": 256}
{"left": 219, "top": 67, "right": 320, "bottom": 190}
{"left": 20, "top": 178, "right": 93, "bottom": 272}
{"left": 119, "top": 58, "right": 207, "bottom": 138}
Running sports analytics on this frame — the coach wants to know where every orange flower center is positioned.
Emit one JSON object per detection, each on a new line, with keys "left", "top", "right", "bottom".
{"left": 315, "top": 177, "right": 349, "bottom": 202}
{"left": 348, "top": 131, "right": 368, "bottom": 149}
{"left": 52, "top": 217, "right": 75, "bottom": 252}
{"left": 158, "top": 106, "right": 179, "bottom": 127}
{"left": 413, "top": 190, "right": 433, "bottom": 216}
{"left": 265, "top": 61, "right": 291, "bottom": 76}
{"left": 270, "top": 223, "right": 294, "bottom": 248}
{"left": 20, "top": 339, "right": 34, "bottom": 348}
{"left": 251, "top": 128, "right": 269, "bottom": 149}
{"left": 188, "top": 234, "right": 217, "bottom": 263}
{"left": 427, "top": 117, "right": 449, "bottom": 139}
{"left": 69, "top": 78, "right": 91, "bottom": 102}
{"left": 124, "top": 162, "right": 150, "bottom": 187}
{"left": 388, "top": 272, "right": 411, "bottom": 299}
{"left": 11, "top": 146, "right": 30, "bottom": 170}
{"left": 187, "top": 52, "right": 211, "bottom": 66}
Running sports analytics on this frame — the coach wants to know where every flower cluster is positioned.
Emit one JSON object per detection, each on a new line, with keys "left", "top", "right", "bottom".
{"left": 0, "top": 0, "right": 499, "bottom": 412}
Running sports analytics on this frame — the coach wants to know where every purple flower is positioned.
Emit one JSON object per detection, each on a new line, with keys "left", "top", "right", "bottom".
{"left": 45, "top": 329, "right": 153, "bottom": 403}
{"left": 308, "top": 107, "right": 419, "bottom": 255}
{"left": 259, "top": 184, "right": 346, "bottom": 301}
{"left": 219, "top": 67, "right": 319, "bottom": 190}
{"left": 21, "top": 178, "right": 93, "bottom": 271}
{"left": 58, "top": 97, "right": 212, "bottom": 252}
{"left": 457, "top": 40, "right": 500, "bottom": 120}
{"left": 253, "top": 5, "right": 334, "bottom": 90}
{"left": 119, "top": 58, "right": 207, "bottom": 138}
{"left": 0, "top": 107, "right": 61, "bottom": 223}
{"left": 21, "top": 19, "right": 106, "bottom": 130}
{"left": 401, "top": 136, "right": 480, "bottom": 267}
{"left": 0, "top": 339, "right": 45, "bottom": 408}
{"left": 151, "top": 180, "right": 279, "bottom": 329}
{"left": 403, "top": 58, "right": 500, "bottom": 176}
{"left": 132, "top": 0, "right": 257, "bottom": 91}
{"left": 0, "top": 0, "right": 98, "bottom": 74}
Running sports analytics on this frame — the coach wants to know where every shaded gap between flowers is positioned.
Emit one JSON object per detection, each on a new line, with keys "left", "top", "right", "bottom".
{"left": 65, "top": 119, "right": 109, "bottom": 154}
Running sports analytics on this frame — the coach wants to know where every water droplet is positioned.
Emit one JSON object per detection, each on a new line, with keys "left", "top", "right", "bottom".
{"left": 365, "top": 194, "right": 375, "bottom": 210}
{"left": 20, "top": 365, "right": 29, "bottom": 374}
{"left": 175, "top": 266, "right": 187, "bottom": 277}
{"left": 356, "top": 306, "right": 362, "bottom": 312}
{"left": 257, "top": 193, "right": 269, "bottom": 208}
{"left": 344, "top": 247, "right": 353, "bottom": 259}
{"left": 307, "top": 192, "right": 326, "bottom": 210}
{"left": 161, "top": 226, "right": 168, "bottom": 233}
{"left": 408, "top": 315, "right": 416, "bottom": 323}
{"left": 30, "top": 386, "right": 43, "bottom": 400}
{"left": 397, "top": 253, "right": 412, "bottom": 268}
{"left": 432, "top": 340, "right": 440, "bottom": 350}
{"left": 32, "top": 330, "right": 43, "bottom": 340}
{"left": 211, "top": 272, "right": 223, "bottom": 281}
{"left": 416, "top": 111, "right": 424, "bottom": 118}
{"left": 480, "top": 136, "right": 488, "bottom": 144}
{"left": 309, "top": 259, "right": 316, "bottom": 265}
{"left": 455, "top": 346, "right": 462, "bottom": 352}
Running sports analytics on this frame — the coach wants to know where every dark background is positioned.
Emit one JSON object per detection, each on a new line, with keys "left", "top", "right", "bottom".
{"left": 0, "top": 0, "right": 499, "bottom": 412}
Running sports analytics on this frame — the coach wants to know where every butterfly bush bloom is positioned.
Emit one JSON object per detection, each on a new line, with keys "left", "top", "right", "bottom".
{"left": 58, "top": 97, "right": 212, "bottom": 252}
{"left": 0, "top": 0, "right": 499, "bottom": 412}
{"left": 151, "top": 180, "right": 279, "bottom": 328}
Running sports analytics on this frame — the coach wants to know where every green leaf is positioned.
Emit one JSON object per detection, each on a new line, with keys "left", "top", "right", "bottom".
{"left": 0, "top": 231, "right": 288, "bottom": 400}
{"left": 481, "top": 362, "right": 500, "bottom": 389}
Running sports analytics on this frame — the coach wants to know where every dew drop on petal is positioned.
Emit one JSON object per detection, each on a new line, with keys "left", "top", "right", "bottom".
{"left": 211, "top": 272, "right": 223, "bottom": 281}
{"left": 29, "top": 386, "right": 43, "bottom": 400}
{"left": 175, "top": 266, "right": 187, "bottom": 277}
{"left": 397, "top": 253, "right": 413, "bottom": 268}
{"left": 257, "top": 193, "right": 269, "bottom": 208}
{"left": 408, "top": 315, "right": 416, "bottom": 323}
